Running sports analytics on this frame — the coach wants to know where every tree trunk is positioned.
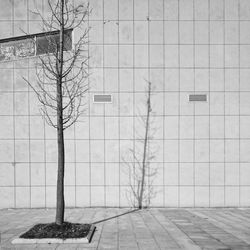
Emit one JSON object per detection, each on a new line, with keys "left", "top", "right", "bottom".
{"left": 55, "top": 111, "right": 65, "bottom": 225}
{"left": 138, "top": 82, "right": 151, "bottom": 209}
{"left": 55, "top": 0, "right": 65, "bottom": 225}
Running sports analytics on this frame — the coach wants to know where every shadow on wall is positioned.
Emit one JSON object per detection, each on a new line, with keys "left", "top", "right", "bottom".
{"left": 122, "top": 80, "right": 160, "bottom": 209}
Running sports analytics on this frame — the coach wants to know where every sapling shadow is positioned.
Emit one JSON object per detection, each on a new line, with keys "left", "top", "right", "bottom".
{"left": 123, "top": 80, "right": 159, "bottom": 209}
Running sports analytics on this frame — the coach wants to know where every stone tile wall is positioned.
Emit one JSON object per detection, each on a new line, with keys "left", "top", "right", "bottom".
{"left": 0, "top": 0, "right": 250, "bottom": 208}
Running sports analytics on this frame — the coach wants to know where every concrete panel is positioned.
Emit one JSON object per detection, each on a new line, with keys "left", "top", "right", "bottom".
{"left": 0, "top": 140, "right": 14, "bottom": 162}
{"left": 195, "top": 187, "right": 209, "bottom": 207}
{"left": 165, "top": 186, "right": 179, "bottom": 207}
{"left": 210, "top": 163, "right": 224, "bottom": 186}
{"left": 76, "top": 163, "right": 90, "bottom": 186}
{"left": 240, "top": 0, "right": 250, "bottom": 20}
{"left": 15, "top": 163, "right": 29, "bottom": 186}
{"left": 210, "top": 140, "right": 224, "bottom": 163}
{"left": 91, "top": 186, "right": 105, "bottom": 206}
{"left": 45, "top": 186, "right": 56, "bottom": 207}
{"left": 179, "top": 0, "right": 193, "bottom": 20}
{"left": 106, "top": 163, "right": 119, "bottom": 186}
{"left": 225, "top": 21, "right": 239, "bottom": 44}
{"left": 119, "top": 0, "right": 133, "bottom": 20}
{"left": 106, "top": 186, "right": 119, "bottom": 207}
{"left": 14, "top": 0, "right": 27, "bottom": 20}
{"left": 241, "top": 164, "right": 250, "bottom": 185}
{"left": 225, "top": 187, "right": 239, "bottom": 207}
{"left": 105, "top": 140, "right": 119, "bottom": 162}
{"left": 75, "top": 140, "right": 89, "bottom": 162}
{"left": 180, "top": 163, "right": 194, "bottom": 186}
{"left": 31, "top": 186, "right": 45, "bottom": 208}
{"left": 180, "top": 186, "right": 194, "bottom": 207}
{"left": 0, "top": 163, "right": 14, "bottom": 186}
{"left": 91, "top": 163, "right": 104, "bottom": 185}
{"left": 0, "top": 93, "right": 13, "bottom": 115}
{"left": 31, "top": 163, "right": 45, "bottom": 186}
{"left": 104, "top": 21, "right": 118, "bottom": 44}
{"left": 195, "top": 163, "right": 209, "bottom": 186}
{"left": 76, "top": 186, "right": 90, "bottom": 207}
{"left": 30, "top": 116, "right": 44, "bottom": 139}
{"left": 225, "top": 163, "right": 239, "bottom": 185}
{"left": 64, "top": 163, "right": 76, "bottom": 186}
{"left": 150, "top": 21, "right": 163, "bottom": 44}
{"left": 0, "top": 187, "right": 14, "bottom": 208}
{"left": 16, "top": 187, "right": 30, "bottom": 208}
{"left": 210, "top": 187, "right": 224, "bottom": 207}
{"left": 194, "top": 0, "right": 209, "bottom": 20}
{"left": 15, "top": 140, "right": 29, "bottom": 162}
{"left": 164, "top": 163, "right": 178, "bottom": 185}
{"left": 0, "top": 116, "right": 13, "bottom": 139}
{"left": 65, "top": 186, "right": 75, "bottom": 207}
{"left": 0, "top": 21, "right": 12, "bottom": 39}
{"left": 30, "top": 140, "right": 44, "bottom": 162}
{"left": 46, "top": 163, "right": 57, "bottom": 185}
{"left": 225, "top": 69, "right": 239, "bottom": 91}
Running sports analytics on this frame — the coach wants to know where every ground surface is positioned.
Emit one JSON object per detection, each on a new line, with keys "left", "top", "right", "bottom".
{"left": 0, "top": 208, "right": 250, "bottom": 250}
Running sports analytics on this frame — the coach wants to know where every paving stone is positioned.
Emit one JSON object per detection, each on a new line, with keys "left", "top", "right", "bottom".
{"left": 1, "top": 208, "right": 250, "bottom": 250}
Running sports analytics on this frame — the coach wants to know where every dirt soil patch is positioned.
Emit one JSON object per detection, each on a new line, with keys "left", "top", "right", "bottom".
{"left": 20, "top": 222, "right": 91, "bottom": 239}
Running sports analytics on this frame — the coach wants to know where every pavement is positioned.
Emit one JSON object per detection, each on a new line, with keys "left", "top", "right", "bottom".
{"left": 0, "top": 208, "right": 250, "bottom": 250}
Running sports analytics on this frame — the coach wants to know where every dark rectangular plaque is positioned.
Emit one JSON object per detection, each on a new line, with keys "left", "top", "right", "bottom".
{"left": 93, "top": 94, "right": 112, "bottom": 103}
{"left": 189, "top": 94, "right": 207, "bottom": 102}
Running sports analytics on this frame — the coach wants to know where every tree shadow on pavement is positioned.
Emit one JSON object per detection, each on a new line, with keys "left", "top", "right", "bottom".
{"left": 93, "top": 209, "right": 139, "bottom": 224}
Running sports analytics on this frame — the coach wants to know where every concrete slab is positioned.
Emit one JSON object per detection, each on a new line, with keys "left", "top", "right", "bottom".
{"left": 0, "top": 208, "right": 249, "bottom": 250}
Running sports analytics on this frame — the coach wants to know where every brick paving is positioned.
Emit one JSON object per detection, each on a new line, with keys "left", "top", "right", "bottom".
{"left": 0, "top": 208, "right": 250, "bottom": 250}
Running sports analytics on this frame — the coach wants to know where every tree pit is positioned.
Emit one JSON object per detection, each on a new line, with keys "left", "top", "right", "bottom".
{"left": 20, "top": 222, "right": 92, "bottom": 239}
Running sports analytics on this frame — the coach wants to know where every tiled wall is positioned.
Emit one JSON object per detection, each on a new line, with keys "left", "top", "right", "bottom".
{"left": 1, "top": 0, "right": 250, "bottom": 208}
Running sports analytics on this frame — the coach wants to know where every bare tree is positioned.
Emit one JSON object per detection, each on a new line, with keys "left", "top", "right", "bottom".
{"left": 24, "top": 0, "right": 89, "bottom": 225}
{"left": 123, "top": 81, "right": 158, "bottom": 209}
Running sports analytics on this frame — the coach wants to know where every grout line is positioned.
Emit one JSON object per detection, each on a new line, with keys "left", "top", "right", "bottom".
{"left": 3, "top": 90, "right": 250, "bottom": 94}
{"left": 1, "top": 114, "right": 250, "bottom": 118}
{"left": 208, "top": 0, "right": 211, "bottom": 208}
{"left": 11, "top": 1, "right": 16, "bottom": 209}
{"left": 74, "top": 81, "right": 77, "bottom": 207}
{"left": 73, "top": 0, "right": 77, "bottom": 206}
{"left": 3, "top": 18, "right": 250, "bottom": 22}
{"left": 223, "top": 0, "right": 226, "bottom": 207}
{"left": 0, "top": 184, "right": 248, "bottom": 188}
{"left": 3, "top": 66, "right": 250, "bottom": 70}
{"left": 162, "top": 0, "right": 165, "bottom": 207}
{"left": 193, "top": 0, "right": 196, "bottom": 208}
{"left": 1, "top": 137, "right": 250, "bottom": 141}
{"left": 147, "top": 0, "right": 150, "bottom": 206}
{"left": 238, "top": 0, "right": 241, "bottom": 207}
{"left": 2, "top": 90, "right": 250, "bottom": 94}
{"left": 13, "top": 65, "right": 16, "bottom": 207}
{"left": 87, "top": 3, "right": 92, "bottom": 207}
{"left": 42, "top": 0, "right": 45, "bottom": 209}
{"left": 27, "top": 19, "right": 32, "bottom": 208}
{"left": 132, "top": 0, "right": 135, "bottom": 206}
{"left": 118, "top": 0, "right": 121, "bottom": 208}
{"left": 43, "top": 78, "right": 47, "bottom": 208}
{"left": 103, "top": 0, "right": 106, "bottom": 207}
{"left": 0, "top": 160, "right": 247, "bottom": 164}
{"left": 177, "top": 0, "right": 180, "bottom": 208}
{"left": 86, "top": 42, "right": 250, "bottom": 46}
